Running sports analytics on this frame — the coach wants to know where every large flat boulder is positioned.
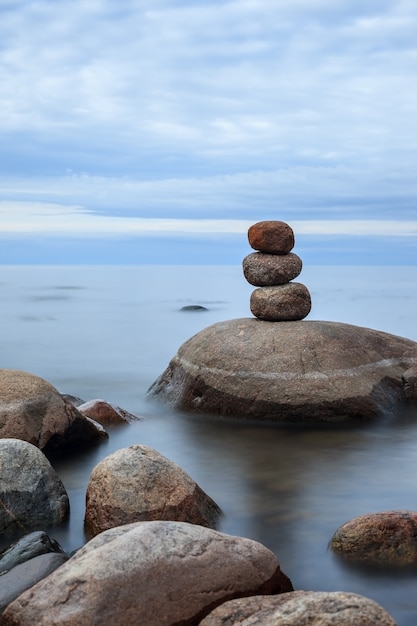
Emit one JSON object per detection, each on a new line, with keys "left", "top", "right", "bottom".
{"left": 148, "top": 319, "right": 417, "bottom": 423}
{"left": 1, "top": 521, "right": 293, "bottom": 625}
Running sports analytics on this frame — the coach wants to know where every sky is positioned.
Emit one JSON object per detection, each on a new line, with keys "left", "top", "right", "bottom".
{"left": 1, "top": 0, "right": 416, "bottom": 265}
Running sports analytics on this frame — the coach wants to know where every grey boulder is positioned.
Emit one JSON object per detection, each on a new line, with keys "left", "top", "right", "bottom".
{"left": 148, "top": 319, "right": 417, "bottom": 422}
{"left": 0, "top": 531, "right": 66, "bottom": 574}
{"left": 0, "top": 552, "right": 68, "bottom": 614}
{"left": 0, "top": 439, "right": 69, "bottom": 538}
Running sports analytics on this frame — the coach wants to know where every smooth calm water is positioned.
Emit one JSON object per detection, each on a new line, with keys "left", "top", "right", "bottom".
{"left": 1, "top": 264, "right": 417, "bottom": 624}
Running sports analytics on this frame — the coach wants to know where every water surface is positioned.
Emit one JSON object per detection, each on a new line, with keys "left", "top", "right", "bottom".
{"left": 1, "top": 264, "right": 417, "bottom": 624}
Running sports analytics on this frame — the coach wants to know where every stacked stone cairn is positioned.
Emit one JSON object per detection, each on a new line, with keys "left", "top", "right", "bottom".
{"left": 243, "top": 220, "right": 312, "bottom": 321}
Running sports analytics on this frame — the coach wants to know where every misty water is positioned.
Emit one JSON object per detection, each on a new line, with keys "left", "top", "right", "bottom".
{"left": 1, "top": 264, "right": 417, "bottom": 624}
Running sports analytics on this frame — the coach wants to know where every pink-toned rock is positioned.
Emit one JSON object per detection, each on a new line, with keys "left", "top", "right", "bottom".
{"left": 77, "top": 399, "right": 139, "bottom": 426}
{"left": 243, "top": 252, "right": 303, "bottom": 286}
{"left": 0, "top": 369, "right": 107, "bottom": 455}
{"left": 1, "top": 521, "right": 293, "bottom": 626}
{"left": 199, "top": 591, "right": 398, "bottom": 625}
{"left": 331, "top": 510, "right": 417, "bottom": 566}
{"left": 248, "top": 220, "right": 295, "bottom": 254}
{"left": 250, "top": 283, "right": 311, "bottom": 321}
{"left": 84, "top": 445, "right": 221, "bottom": 538}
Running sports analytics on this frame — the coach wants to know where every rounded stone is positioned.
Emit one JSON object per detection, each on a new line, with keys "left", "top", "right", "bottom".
{"left": 330, "top": 510, "right": 417, "bottom": 566}
{"left": 0, "top": 439, "right": 69, "bottom": 538}
{"left": 84, "top": 444, "right": 222, "bottom": 538}
{"left": 0, "top": 369, "right": 106, "bottom": 455}
{"left": 148, "top": 319, "right": 417, "bottom": 422}
{"left": 77, "top": 399, "right": 139, "bottom": 426}
{"left": 250, "top": 283, "right": 311, "bottom": 321}
{"left": 243, "top": 252, "right": 302, "bottom": 286}
{"left": 199, "top": 591, "right": 398, "bottom": 625}
{"left": 1, "top": 521, "right": 293, "bottom": 626}
{"left": 248, "top": 220, "right": 295, "bottom": 254}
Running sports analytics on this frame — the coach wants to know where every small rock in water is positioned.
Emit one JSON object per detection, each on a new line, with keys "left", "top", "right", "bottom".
{"left": 250, "top": 283, "right": 312, "bottom": 321}
{"left": 331, "top": 510, "right": 417, "bottom": 566}
{"left": 248, "top": 220, "right": 295, "bottom": 254}
{"left": 78, "top": 399, "right": 140, "bottom": 426}
{"left": 180, "top": 305, "right": 208, "bottom": 312}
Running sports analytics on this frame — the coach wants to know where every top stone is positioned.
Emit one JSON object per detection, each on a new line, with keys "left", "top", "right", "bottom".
{"left": 248, "top": 220, "right": 295, "bottom": 254}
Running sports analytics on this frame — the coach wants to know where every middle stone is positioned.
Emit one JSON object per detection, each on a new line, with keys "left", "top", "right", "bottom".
{"left": 243, "top": 251, "right": 303, "bottom": 286}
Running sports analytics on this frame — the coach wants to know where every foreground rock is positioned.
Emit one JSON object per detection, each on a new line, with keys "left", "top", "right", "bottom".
{"left": 1, "top": 521, "right": 293, "bottom": 626}
{"left": 0, "top": 552, "right": 68, "bottom": 613}
{"left": 0, "top": 531, "right": 67, "bottom": 574}
{"left": 148, "top": 319, "right": 417, "bottom": 422}
{"left": 199, "top": 591, "right": 398, "bottom": 625}
{"left": 0, "top": 369, "right": 107, "bottom": 455}
{"left": 0, "top": 439, "right": 69, "bottom": 538}
{"left": 84, "top": 445, "right": 221, "bottom": 538}
{"left": 331, "top": 510, "right": 417, "bottom": 566}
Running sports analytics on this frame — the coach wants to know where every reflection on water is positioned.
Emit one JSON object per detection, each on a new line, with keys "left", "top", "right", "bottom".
{"left": 1, "top": 265, "right": 417, "bottom": 625}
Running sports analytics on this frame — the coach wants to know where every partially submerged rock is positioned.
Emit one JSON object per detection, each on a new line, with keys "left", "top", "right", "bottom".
{"left": 0, "top": 531, "right": 66, "bottom": 574}
{"left": 84, "top": 445, "right": 221, "bottom": 538}
{"left": 77, "top": 399, "right": 140, "bottom": 426}
{"left": 1, "top": 520, "right": 293, "bottom": 626}
{"left": 180, "top": 304, "right": 209, "bottom": 312}
{"left": 148, "top": 319, "right": 417, "bottom": 423}
{"left": 0, "top": 369, "right": 107, "bottom": 455}
{"left": 331, "top": 510, "right": 417, "bottom": 566}
{"left": 199, "top": 591, "right": 398, "bottom": 625}
{"left": 0, "top": 439, "right": 69, "bottom": 538}
{"left": 0, "top": 552, "right": 69, "bottom": 614}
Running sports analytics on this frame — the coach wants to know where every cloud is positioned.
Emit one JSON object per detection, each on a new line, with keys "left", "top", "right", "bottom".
{"left": 1, "top": 201, "right": 416, "bottom": 239}
{"left": 0, "top": 0, "right": 416, "bottom": 264}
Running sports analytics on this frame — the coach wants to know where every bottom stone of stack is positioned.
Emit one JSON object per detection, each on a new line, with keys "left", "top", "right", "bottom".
{"left": 250, "top": 282, "right": 311, "bottom": 321}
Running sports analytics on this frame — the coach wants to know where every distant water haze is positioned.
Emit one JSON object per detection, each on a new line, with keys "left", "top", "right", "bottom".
{"left": 1, "top": 264, "right": 417, "bottom": 626}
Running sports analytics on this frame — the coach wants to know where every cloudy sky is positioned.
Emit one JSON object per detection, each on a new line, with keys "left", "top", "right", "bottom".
{"left": 1, "top": 0, "right": 416, "bottom": 264}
